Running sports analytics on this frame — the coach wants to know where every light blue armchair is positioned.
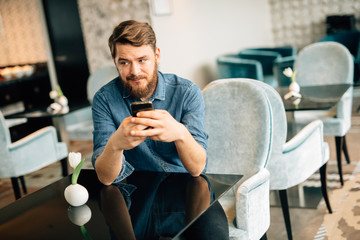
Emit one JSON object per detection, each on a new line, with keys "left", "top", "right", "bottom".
{"left": 0, "top": 111, "right": 68, "bottom": 199}
{"left": 293, "top": 41, "right": 354, "bottom": 186}
{"left": 203, "top": 79, "right": 272, "bottom": 240}
{"left": 242, "top": 79, "right": 332, "bottom": 240}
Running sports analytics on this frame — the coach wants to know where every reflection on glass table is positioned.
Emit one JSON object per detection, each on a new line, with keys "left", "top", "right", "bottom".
{"left": 100, "top": 172, "right": 228, "bottom": 240}
{"left": 0, "top": 170, "right": 242, "bottom": 240}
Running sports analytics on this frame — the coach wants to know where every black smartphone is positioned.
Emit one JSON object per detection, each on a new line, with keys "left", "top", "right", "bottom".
{"left": 130, "top": 101, "right": 153, "bottom": 117}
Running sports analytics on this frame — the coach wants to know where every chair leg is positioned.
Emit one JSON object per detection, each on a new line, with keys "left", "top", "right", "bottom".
{"left": 342, "top": 136, "right": 350, "bottom": 164}
{"left": 61, "top": 157, "right": 68, "bottom": 177}
{"left": 279, "top": 190, "right": 293, "bottom": 240}
{"left": 19, "top": 176, "right": 27, "bottom": 194}
{"left": 260, "top": 233, "right": 267, "bottom": 240}
{"left": 10, "top": 177, "right": 21, "bottom": 200}
{"left": 320, "top": 163, "right": 332, "bottom": 213}
{"left": 335, "top": 136, "right": 344, "bottom": 186}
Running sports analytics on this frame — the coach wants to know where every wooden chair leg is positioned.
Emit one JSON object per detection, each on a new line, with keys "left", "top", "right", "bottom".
{"left": 10, "top": 177, "right": 21, "bottom": 200}
{"left": 320, "top": 163, "right": 332, "bottom": 213}
{"left": 335, "top": 136, "right": 344, "bottom": 186}
{"left": 19, "top": 176, "right": 27, "bottom": 194}
{"left": 342, "top": 136, "right": 350, "bottom": 164}
{"left": 61, "top": 158, "right": 68, "bottom": 177}
{"left": 279, "top": 189, "right": 293, "bottom": 240}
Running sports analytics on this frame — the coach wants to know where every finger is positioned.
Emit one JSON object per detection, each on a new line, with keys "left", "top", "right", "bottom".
{"left": 130, "top": 128, "right": 160, "bottom": 137}
{"left": 131, "top": 117, "right": 157, "bottom": 127}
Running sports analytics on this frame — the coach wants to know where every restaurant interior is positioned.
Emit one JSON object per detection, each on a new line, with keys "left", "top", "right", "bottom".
{"left": 0, "top": 0, "right": 360, "bottom": 239}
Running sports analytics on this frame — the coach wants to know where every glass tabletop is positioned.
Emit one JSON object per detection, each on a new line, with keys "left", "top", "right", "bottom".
{"left": 276, "top": 83, "right": 351, "bottom": 111}
{"left": 0, "top": 170, "right": 242, "bottom": 240}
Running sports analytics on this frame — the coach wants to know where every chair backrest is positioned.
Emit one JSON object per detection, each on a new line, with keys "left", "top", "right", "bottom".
{"left": 0, "top": 111, "right": 12, "bottom": 159}
{"left": 294, "top": 42, "right": 354, "bottom": 86}
{"left": 217, "top": 56, "right": 264, "bottom": 81}
{"left": 245, "top": 46, "right": 297, "bottom": 57}
{"left": 87, "top": 65, "right": 118, "bottom": 104}
{"left": 203, "top": 79, "right": 272, "bottom": 179}
{"left": 238, "top": 50, "right": 281, "bottom": 76}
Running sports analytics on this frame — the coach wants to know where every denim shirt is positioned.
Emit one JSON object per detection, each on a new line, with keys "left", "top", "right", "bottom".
{"left": 91, "top": 71, "right": 208, "bottom": 183}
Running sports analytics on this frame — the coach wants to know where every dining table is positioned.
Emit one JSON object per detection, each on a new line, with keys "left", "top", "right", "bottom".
{"left": 276, "top": 83, "right": 352, "bottom": 139}
{"left": 0, "top": 169, "right": 243, "bottom": 239}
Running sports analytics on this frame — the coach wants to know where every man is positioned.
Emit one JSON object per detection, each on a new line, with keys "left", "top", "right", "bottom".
{"left": 92, "top": 20, "right": 208, "bottom": 185}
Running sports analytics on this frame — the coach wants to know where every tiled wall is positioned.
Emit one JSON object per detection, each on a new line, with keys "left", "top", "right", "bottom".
{"left": 0, "top": 0, "right": 47, "bottom": 67}
{"left": 269, "top": 0, "right": 360, "bottom": 49}
{"left": 77, "top": 0, "right": 151, "bottom": 74}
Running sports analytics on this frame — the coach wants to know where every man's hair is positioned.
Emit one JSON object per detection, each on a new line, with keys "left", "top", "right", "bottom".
{"left": 108, "top": 20, "right": 157, "bottom": 58}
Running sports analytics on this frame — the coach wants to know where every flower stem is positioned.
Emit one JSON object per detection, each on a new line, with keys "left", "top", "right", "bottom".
{"left": 80, "top": 225, "right": 93, "bottom": 240}
{"left": 72, "top": 158, "right": 85, "bottom": 185}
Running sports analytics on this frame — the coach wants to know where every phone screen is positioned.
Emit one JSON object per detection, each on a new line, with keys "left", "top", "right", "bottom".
{"left": 130, "top": 101, "right": 153, "bottom": 117}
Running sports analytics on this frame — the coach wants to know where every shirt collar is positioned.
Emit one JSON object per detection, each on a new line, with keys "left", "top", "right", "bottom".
{"left": 122, "top": 71, "right": 165, "bottom": 101}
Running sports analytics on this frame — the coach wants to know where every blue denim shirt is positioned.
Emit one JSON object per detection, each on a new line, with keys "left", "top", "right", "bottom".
{"left": 91, "top": 71, "right": 208, "bottom": 183}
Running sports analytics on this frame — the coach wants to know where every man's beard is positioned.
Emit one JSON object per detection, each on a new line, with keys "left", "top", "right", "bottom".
{"left": 123, "top": 67, "right": 158, "bottom": 99}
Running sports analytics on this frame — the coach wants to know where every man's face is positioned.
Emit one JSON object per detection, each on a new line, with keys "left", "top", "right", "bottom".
{"left": 113, "top": 43, "right": 160, "bottom": 100}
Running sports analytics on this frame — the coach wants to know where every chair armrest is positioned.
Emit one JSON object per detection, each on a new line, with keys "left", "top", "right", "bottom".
{"left": 9, "top": 126, "right": 59, "bottom": 151}
{"left": 283, "top": 119, "right": 323, "bottom": 153}
{"left": 234, "top": 168, "right": 270, "bottom": 240}
{"left": 282, "top": 120, "right": 328, "bottom": 188}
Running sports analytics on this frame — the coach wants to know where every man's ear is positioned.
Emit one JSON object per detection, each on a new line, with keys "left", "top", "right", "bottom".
{"left": 155, "top": 47, "right": 160, "bottom": 65}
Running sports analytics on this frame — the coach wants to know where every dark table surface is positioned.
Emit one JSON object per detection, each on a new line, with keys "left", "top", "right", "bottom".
{"left": 276, "top": 83, "right": 351, "bottom": 111}
{"left": 0, "top": 170, "right": 242, "bottom": 240}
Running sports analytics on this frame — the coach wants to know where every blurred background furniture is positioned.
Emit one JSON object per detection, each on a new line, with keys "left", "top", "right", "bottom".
{"left": 216, "top": 55, "right": 264, "bottom": 81}
{"left": 238, "top": 49, "right": 280, "bottom": 87}
{"left": 203, "top": 79, "right": 272, "bottom": 240}
{"left": 293, "top": 42, "right": 354, "bottom": 186}
{"left": 0, "top": 111, "right": 68, "bottom": 200}
{"left": 65, "top": 65, "right": 118, "bottom": 140}
{"left": 248, "top": 79, "right": 332, "bottom": 240}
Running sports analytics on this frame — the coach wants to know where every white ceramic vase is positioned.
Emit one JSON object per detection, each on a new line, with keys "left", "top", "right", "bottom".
{"left": 67, "top": 204, "right": 92, "bottom": 226}
{"left": 64, "top": 184, "right": 89, "bottom": 207}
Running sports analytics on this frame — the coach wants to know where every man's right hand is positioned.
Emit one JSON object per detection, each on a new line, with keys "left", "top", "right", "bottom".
{"left": 109, "top": 116, "right": 148, "bottom": 151}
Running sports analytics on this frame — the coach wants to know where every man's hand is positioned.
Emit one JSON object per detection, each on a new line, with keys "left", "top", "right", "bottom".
{"left": 130, "top": 110, "right": 186, "bottom": 142}
{"left": 111, "top": 116, "right": 148, "bottom": 151}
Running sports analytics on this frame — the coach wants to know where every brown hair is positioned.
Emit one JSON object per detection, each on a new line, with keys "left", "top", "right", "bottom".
{"left": 108, "top": 20, "right": 157, "bottom": 58}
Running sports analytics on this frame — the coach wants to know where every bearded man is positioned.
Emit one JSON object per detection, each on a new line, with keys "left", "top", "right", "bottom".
{"left": 92, "top": 20, "right": 208, "bottom": 185}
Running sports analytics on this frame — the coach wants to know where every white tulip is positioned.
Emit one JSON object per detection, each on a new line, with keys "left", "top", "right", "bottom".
{"left": 57, "top": 96, "right": 68, "bottom": 107}
{"left": 283, "top": 67, "right": 294, "bottom": 78}
{"left": 68, "top": 152, "right": 82, "bottom": 168}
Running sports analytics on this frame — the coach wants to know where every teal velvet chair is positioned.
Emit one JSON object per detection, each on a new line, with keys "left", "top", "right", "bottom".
{"left": 293, "top": 41, "right": 354, "bottom": 186}
{"left": 217, "top": 55, "right": 264, "bottom": 81}
{"left": 0, "top": 111, "right": 68, "bottom": 199}
{"left": 203, "top": 79, "right": 272, "bottom": 240}
{"left": 242, "top": 79, "right": 332, "bottom": 240}
{"left": 238, "top": 49, "right": 281, "bottom": 87}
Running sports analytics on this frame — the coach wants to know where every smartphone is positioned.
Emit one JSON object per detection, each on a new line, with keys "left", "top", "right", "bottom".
{"left": 130, "top": 101, "right": 153, "bottom": 117}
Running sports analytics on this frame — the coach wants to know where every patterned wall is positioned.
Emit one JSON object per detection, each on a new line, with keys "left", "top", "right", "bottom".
{"left": 269, "top": 0, "right": 360, "bottom": 50}
{"left": 0, "top": 0, "right": 47, "bottom": 67}
{"left": 77, "top": 0, "right": 151, "bottom": 74}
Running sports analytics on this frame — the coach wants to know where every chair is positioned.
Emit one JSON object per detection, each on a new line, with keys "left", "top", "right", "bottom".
{"left": 242, "top": 79, "right": 332, "bottom": 240}
{"left": 238, "top": 49, "right": 281, "bottom": 87}
{"left": 65, "top": 65, "right": 118, "bottom": 140}
{"left": 293, "top": 41, "right": 354, "bottom": 186}
{"left": 243, "top": 46, "right": 297, "bottom": 58}
{"left": 203, "top": 79, "right": 272, "bottom": 240}
{"left": 216, "top": 55, "right": 264, "bottom": 81}
{"left": 87, "top": 65, "right": 118, "bottom": 104}
{"left": 0, "top": 111, "right": 68, "bottom": 199}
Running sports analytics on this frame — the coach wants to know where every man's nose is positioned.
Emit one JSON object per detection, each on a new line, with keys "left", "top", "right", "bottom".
{"left": 130, "top": 62, "right": 141, "bottom": 75}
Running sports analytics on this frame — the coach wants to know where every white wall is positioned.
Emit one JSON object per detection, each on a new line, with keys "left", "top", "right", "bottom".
{"left": 151, "top": 0, "right": 273, "bottom": 89}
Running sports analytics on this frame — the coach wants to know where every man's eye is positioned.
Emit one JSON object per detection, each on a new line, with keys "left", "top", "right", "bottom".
{"left": 119, "top": 61, "right": 128, "bottom": 65}
{"left": 139, "top": 59, "right": 147, "bottom": 63}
